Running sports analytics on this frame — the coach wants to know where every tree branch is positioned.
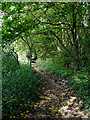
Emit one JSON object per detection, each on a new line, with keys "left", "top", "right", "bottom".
{"left": 49, "top": 30, "right": 75, "bottom": 59}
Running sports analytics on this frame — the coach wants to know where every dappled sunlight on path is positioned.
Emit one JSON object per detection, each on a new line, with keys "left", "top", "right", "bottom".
{"left": 23, "top": 63, "right": 88, "bottom": 119}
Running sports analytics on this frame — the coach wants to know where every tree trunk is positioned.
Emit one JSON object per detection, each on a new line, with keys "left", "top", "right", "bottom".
{"left": 11, "top": 48, "right": 20, "bottom": 69}
{"left": 72, "top": 6, "right": 80, "bottom": 69}
{"left": 29, "top": 48, "right": 32, "bottom": 67}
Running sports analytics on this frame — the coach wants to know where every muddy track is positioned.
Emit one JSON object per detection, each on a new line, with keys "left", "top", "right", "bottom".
{"left": 23, "top": 64, "right": 88, "bottom": 119}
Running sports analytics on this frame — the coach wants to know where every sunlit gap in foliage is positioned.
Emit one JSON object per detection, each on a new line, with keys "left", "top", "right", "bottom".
{"left": 17, "top": 51, "right": 29, "bottom": 65}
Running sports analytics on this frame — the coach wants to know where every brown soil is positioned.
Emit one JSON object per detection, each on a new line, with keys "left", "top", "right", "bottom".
{"left": 21, "top": 63, "right": 88, "bottom": 119}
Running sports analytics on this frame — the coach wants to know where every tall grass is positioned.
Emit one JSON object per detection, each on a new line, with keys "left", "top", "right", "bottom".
{"left": 2, "top": 52, "right": 42, "bottom": 118}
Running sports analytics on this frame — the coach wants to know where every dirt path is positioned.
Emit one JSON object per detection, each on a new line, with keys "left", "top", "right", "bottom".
{"left": 23, "top": 64, "right": 88, "bottom": 119}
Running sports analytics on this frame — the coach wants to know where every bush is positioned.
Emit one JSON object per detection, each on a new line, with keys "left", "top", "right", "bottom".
{"left": 2, "top": 52, "right": 42, "bottom": 118}
{"left": 2, "top": 51, "right": 18, "bottom": 76}
{"left": 67, "top": 71, "right": 89, "bottom": 109}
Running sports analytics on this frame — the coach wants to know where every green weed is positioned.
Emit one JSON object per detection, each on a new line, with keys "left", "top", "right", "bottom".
{"left": 2, "top": 53, "right": 42, "bottom": 118}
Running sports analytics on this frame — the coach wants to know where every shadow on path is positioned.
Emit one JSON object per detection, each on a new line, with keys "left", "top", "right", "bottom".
{"left": 21, "top": 63, "right": 88, "bottom": 119}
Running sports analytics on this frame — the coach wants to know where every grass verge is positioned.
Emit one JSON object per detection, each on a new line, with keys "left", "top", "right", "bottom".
{"left": 2, "top": 53, "right": 42, "bottom": 119}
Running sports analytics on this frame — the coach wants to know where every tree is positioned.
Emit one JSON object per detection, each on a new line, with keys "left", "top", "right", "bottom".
{"left": 2, "top": 2, "right": 89, "bottom": 69}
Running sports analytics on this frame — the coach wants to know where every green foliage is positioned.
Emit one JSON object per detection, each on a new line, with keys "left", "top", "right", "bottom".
{"left": 36, "top": 59, "right": 72, "bottom": 77}
{"left": 2, "top": 51, "right": 18, "bottom": 76}
{"left": 2, "top": 52, "right": 42, "bottom": 118}
{"left": 2, "top": 2, "right": 89, "bottom": 117}
{"left": 67, "top": 70, "right": 89, "bottom": 110}
{"left": 36, "top": 59, "right": 89, "bottom": 111}
{"left": 51, "top": 49, "right": 72, "bottom": 67}
{"left": 2, "top": 2, "right": 89, "bottom": 70}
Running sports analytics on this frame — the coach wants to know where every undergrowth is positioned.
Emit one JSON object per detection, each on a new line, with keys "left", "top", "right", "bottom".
{"left": 36, "top": 59, "right": 89, "bottom": 113}
{"left": 2, "top": 52, "right": 42, "bottom": 119}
